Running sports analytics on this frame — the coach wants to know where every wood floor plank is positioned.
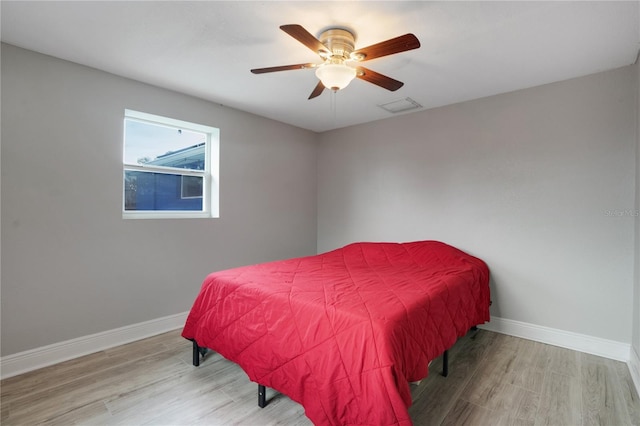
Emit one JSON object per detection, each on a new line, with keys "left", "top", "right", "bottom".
{"left": 138, "top": 388, "right": 237, "bottom": 426}
{"left": 504, "top": 339, "right": 547, "bottom": 394}
{"left": 440, "top": 398, "right": 535, "bottom": 426}
{"left": 614, "top": 359, "right": 640, "bottom": 425}
{"left": 456, "top": 334, "right": 542, "bottom": 423}
{"left": 37, "top": 401, "right": 112, "bottom": 426}
{"left": 534, "top": 370, "right": 582, "bottom": 426}
{"left": 104, "top": 356, "right": 226, "bottom": 417}
{"left": 459, "top": 378, "right": 541, "bottom": 423}
{"left": 0, "top": 350, "right": 112, "bottom": 400}
{"left": 543, "top": 343, "right": 581, "bottom": 378}
{"left": 581, "top": 352, "right": 631, "bottom": 426}
{"left": 409, "top": 329, "right": 496, "bottom": 425}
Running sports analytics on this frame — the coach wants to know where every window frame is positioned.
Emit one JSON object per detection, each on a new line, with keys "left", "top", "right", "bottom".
{"left": 122, "top": 109, "right": 219, "bottom": 219}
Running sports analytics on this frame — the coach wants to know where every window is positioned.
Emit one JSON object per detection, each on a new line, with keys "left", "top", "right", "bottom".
{"left": 123, "top": 110, "right": 219, "bottom": 219}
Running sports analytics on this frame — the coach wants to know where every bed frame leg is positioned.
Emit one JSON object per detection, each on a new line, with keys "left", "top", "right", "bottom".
{"left": 258, "top": 384, "right": 267, "bottom": 408}
{"left": 442, "top": 350, "right": 449, "bottom": 377}
{"left": 192, "top": 341, "right": 208, "bottom": 366}
{"left": 192, "top": 341, "right": 201, "bottom": 366}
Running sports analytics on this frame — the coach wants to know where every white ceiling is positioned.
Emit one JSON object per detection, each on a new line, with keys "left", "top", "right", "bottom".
{"left": 1, "top": 1, "right": 638, "bottom": 133}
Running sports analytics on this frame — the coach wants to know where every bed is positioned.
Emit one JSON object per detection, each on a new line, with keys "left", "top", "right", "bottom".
{"left": 182, "top": 240, "right": 490, "bottom": 425}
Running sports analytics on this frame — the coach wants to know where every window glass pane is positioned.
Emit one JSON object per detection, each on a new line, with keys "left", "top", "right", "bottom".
{"left": 124, "top": 170, "right": 203, "bottom": 211}
{"left": 124, "top": 119, "right": 206, "bottom": 171}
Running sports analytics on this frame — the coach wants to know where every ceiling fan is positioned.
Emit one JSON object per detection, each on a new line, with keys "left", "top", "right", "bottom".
{"left": 251, "top": 24, "right": 420, "bottom": 99}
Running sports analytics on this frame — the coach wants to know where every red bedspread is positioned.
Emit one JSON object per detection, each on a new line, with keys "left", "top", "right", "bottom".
{"left": 182, "top": 241, "right": 490, "bottom": 425}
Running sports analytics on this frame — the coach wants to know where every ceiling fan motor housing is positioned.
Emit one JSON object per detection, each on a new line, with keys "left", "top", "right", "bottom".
{"left": 319, "top": 28, "right": 356, "bottom": 62}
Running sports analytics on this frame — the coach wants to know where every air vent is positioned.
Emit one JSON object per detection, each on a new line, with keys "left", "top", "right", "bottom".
{"left": 378, "top": 97, "right": 423, "bottom": 114}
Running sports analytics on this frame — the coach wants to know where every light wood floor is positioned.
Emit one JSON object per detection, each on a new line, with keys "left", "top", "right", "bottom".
{"left": 1, "top": 329, "right": 639, "bottom": 425}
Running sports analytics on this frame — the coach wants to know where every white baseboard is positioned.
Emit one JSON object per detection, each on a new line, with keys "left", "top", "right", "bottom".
{"left": 0, "top": 311, "right": 188, "bottom": 380}
{"left": 629, "top": 346, "right": 640, "bottom": 398}
{"left": 479, "top": 316, "right": 631, "bottom": 362}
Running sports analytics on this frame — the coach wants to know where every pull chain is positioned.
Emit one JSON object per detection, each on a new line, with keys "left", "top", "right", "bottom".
{"left": 330, "top": 89, "right": 337, "bottom": 127}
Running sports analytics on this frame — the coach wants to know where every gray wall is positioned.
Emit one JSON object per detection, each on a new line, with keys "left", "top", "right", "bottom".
{"left": 317, "top": 66, "right": 637, "bottom": 343}
{"left": 1, "top": 44, "right": 318, "bottom": 356}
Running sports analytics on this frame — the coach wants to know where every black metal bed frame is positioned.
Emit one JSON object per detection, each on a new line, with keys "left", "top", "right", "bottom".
{"left": 190, "top": 325, "right": 478, "bottom": 409}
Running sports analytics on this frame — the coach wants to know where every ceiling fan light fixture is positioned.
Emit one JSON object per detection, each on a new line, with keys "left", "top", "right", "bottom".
{"left": 315, "top": 63, "right": 356, "bottom": 91}
{"left": 252, "top": 25, "right": 421, "bottom": 99}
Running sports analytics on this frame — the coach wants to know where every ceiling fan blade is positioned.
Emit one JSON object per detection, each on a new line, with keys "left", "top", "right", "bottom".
{"left": 251, "top": 63, "right": 316, "bottom": 74}
{"left": 355, "top": 66, "right": 404, "bottom": 91}
{"left": 352, "top": 34, "right": 420, "bottom": 61}
{"left": 308, "top": 81, "right": 325, "bottom": 99}
{"left": 280, "top": 24, "right": 330, "bottom": 57}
